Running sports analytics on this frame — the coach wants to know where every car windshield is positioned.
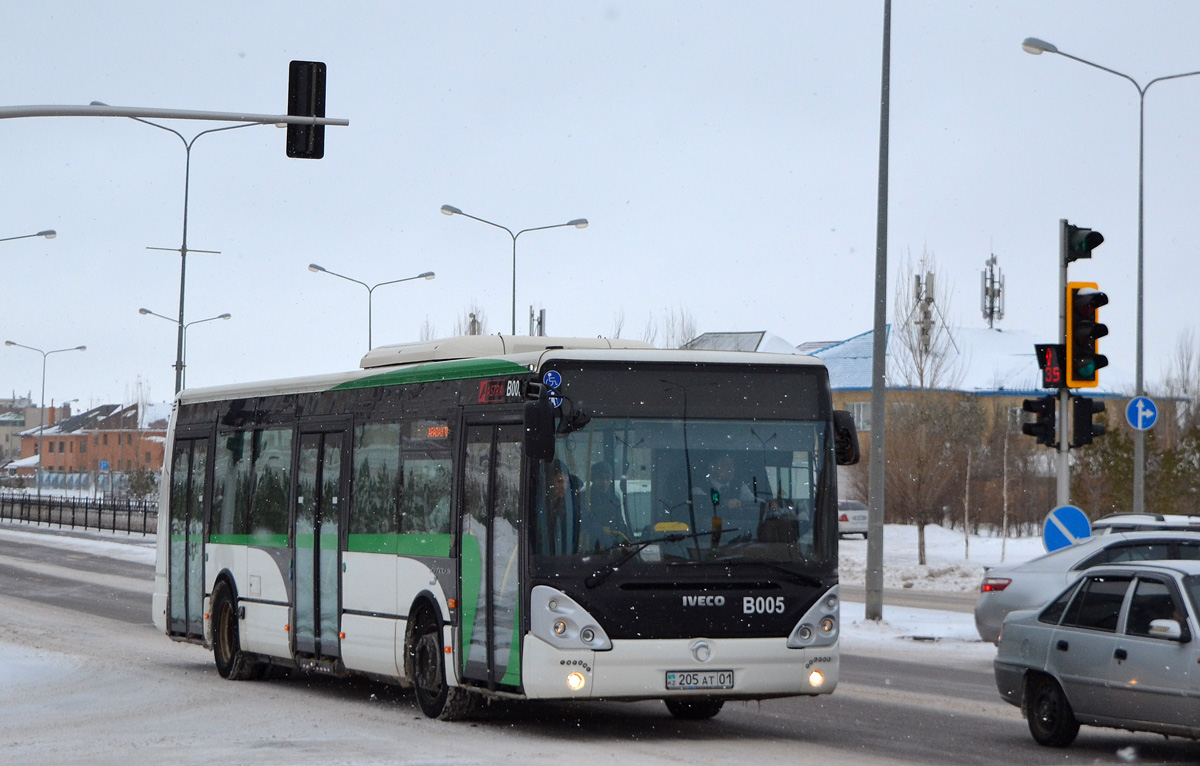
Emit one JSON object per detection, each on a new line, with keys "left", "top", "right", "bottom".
{"left": 530, "top": 417, "right": 828, "bottom": 565}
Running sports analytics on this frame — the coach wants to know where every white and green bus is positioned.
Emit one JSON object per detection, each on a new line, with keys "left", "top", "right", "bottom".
{"left": 153, "top": 335, "right": 859, "bottom": 719}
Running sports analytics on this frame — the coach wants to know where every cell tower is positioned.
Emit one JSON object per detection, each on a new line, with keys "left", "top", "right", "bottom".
{"left": 981, "top": 254, "right": 1004, "bottom": 329}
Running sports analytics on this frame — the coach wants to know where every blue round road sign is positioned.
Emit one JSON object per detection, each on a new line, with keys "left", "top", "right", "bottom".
{"left": 1126, "top": 396, "right": 1158, "bottom": 431}
{"left": 1044, "top": 505, "right": 1092, "bottom": 552}
{"left": 542, "top": 370, "right": 562, "bottom": 390}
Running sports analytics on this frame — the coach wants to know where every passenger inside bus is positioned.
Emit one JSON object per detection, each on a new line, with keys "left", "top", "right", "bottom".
{"left": 533, "top": 459, "right": 581, "bottom": 555}
{"left": 579, "top": 462, "right": 631, "bottom": 552}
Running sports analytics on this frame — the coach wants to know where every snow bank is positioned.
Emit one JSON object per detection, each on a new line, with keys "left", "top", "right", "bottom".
{"left": 839, "top": 523, "right": 1046, "bottom": 593}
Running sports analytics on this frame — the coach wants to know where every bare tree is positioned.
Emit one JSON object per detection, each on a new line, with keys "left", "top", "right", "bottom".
{"left": 1162, "top": 327, "right": 1200, "bottom": 437}
{"left": 419, "top": 317, "right": 437, "bottom": 341}
{"left": 611, "top": 311, "right": 625, "bottom": 340}
{"left": 885, "top": 395, "right": 984, "bottom": 564}
{"left": 454, "top": 303, "right": 489, "bottom": 336}
{"left": 640, "top": 307, "right": 697, "bottom": 348}
{"left": 891, "top": 249, "right": 963, "bottom": 390}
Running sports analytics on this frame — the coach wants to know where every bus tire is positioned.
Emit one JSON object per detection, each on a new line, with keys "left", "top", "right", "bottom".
{"left": 408, "top": 604, "right": 474, "bottom": 720}
{"left": 665, "top": 698, "right": 724, "bottom": 720}
{"left": 211, "top": 579, "right": 261, "bottom": 681}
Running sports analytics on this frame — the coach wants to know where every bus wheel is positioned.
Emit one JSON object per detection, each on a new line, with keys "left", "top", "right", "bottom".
{"left": 665, "top": 698, "right": 725, "bottom": 720}
{"left": 212, "top": 580, "right": 261, "bottom": 681}
{"left": 409, "top": 605, "right": 474, "bottom": 720}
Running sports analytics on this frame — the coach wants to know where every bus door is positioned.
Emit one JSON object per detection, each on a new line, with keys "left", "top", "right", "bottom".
{"left": 168, "top": 435, "right": 208, "bottom": 640}
{"left": 459, "top": 419, "right": 524, "bottom": 690}
{"left": 293, "top": 426, "right": 347, "bottom": 661}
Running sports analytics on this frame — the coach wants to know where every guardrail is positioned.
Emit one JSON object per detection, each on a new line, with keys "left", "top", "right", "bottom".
{"left": 0, "top": 493, "right": 157, "bottom": 536}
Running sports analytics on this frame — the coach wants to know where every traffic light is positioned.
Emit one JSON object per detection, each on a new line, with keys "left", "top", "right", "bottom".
{"left": 1071, "top": 396, "right": 1106, "bottom": 447}
{"left": 1066, "top": 281, "right": 1109, "bottom": 388}
{"left": 1022, "top": 395, "right": 1057, "bottom": 447}
{"left": 286, "top": 60, "right": 326, "bottom": 159}
{"left": 1064, "top": 223, "right": 1104, "bottom": 263}
{"left": 1035, "top": 343, "right": 1066, "bottom": 389}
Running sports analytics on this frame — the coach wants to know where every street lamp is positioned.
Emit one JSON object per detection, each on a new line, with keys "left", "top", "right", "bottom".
{"left": 139, "top": 307, "right": 231, "bottom": 388}
{"left": 440, "top": 204, "right": 588, "bottom": 335}
{"left": 1023, "top": 37, "right": 1200, "bottom": 514}
{"left": 308, "top": 264, "right": 435, "bottom": 350}
{"left": 95, "top": 101, "right": 263, "bottom": 395}
{"left": 4, "top": 340, "right": 86, "bottom": 501}
{"left": 0, "top": 230, "right": 56, "bottom": 244}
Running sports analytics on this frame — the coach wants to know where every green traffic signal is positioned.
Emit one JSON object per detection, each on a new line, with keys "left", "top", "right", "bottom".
{"left": 1065, "top": 224, "right": 1104, "bottom": 263}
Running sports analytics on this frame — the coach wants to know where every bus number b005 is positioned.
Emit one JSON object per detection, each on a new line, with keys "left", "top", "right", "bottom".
{"left": 743, "top": 596, "right": 785, "bottom": 614}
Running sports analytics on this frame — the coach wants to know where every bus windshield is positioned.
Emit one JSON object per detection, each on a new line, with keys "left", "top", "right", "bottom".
{"left": 531, "top": 417, "right": 828, "bottom": 566}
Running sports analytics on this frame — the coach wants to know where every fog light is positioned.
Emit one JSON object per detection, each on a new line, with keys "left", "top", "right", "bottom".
{"left": 566, "top": 672, "right": 586, "bottom": 691}
{"left": 808, "top": 669, "right": 824, "bottom": 687}
{"left": 819, "top": 616, "right": 835, "bottom": 633}
{"left": 553, "top": 620, "right": 567, "bottom": 636}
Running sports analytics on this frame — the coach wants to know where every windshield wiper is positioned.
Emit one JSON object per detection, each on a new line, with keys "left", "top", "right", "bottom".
{"left": 708, "top": 555, "right": 824, "bottom": 587}
{"left": 584, "top": 527, "right": 738, "bottom": 588}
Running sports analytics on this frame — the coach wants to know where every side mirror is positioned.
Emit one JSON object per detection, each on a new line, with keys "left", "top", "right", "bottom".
{"left": 1148, "top": 618, "right": 1186, "bottom": 642}
{"left": 524, "top": 385, "right": 555, "bottom": 462}
{"left": 833, "top": 410, "right": 860, "bottom": 466}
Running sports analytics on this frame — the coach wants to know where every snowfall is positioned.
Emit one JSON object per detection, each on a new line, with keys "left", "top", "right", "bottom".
{"left": 0, "top": 520, "right": 1048, "bottom": 661}
{"left": 0, "top": 521, "right": 1072, "bottom": 765}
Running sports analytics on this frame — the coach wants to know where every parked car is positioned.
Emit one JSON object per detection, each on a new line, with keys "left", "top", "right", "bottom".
{"left": 994, "top": 560, "right": 1200, "bottom": 746}
{"left": 837, "top": 499, "right": 868, "bottom": 538}
{"left": 1092, "top": 512, "right": 1200, "bottom": 534}
{"left": 974, "top": 530, "right": 1200, "bottom": 643}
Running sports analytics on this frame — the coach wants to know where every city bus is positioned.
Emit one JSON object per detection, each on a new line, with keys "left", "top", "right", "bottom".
{"left": 153, "top": 334, "right": 859, "bottom": 720}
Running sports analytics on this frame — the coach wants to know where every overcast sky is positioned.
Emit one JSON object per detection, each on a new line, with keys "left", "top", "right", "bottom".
{"left": 4, "top": 2, "right": 1199, "bottom": 407}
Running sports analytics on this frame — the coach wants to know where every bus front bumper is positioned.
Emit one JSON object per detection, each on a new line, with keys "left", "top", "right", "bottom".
{"left": 520, "top": 634, "right": 838, "bottom": 700}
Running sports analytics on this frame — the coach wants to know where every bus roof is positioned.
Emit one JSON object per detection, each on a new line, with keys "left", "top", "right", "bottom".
{"left": 176, "top": 335, "right": 825, "bottom": 405}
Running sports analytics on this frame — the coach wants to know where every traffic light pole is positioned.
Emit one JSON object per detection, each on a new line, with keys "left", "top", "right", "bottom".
{"left": 1057, "top": 220, "right": 1071, "bottom": 506}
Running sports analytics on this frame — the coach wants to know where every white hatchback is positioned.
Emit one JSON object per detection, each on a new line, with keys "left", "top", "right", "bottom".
{"left": 837, "top": 500, "right": 869, "bottom": 539}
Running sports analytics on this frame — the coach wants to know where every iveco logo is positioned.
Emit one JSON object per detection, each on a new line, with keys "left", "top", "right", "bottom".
{"left": 682, "top": 595, "right": 725, "bottom": 607}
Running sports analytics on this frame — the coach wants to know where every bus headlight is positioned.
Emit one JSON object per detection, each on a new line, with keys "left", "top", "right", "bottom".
{"left": 808, "top": 669, "right": 825, "bottom": 687}
{"left": 787, "top": 584, "right": 839, "bottom": 649}
{"left": 566, "top": 672, "right": 586, "bottom": 691}
{"left": 530, "top": 585, "right": 613, "bottom": 651}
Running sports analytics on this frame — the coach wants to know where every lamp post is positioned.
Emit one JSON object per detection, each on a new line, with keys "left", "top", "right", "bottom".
{"left": 139, "top": 308, "right": 231, "bottom": 388}
{"left": 0, "top": 229, "right": 56, "bottom": 244}
{"left": 308, "top": 264, "right": 435, "bottom": 350}
{"left": 4, "top": 340, "right": 86, "bottom": 501}
{"left": 1022, "top": 37, "right": 1200, "bottom": 514}
{"left": 97, "top": 102, "right": 264, "bottom": 395}
{"left": 440, "top": 205, "right": 588, "bottom": 335}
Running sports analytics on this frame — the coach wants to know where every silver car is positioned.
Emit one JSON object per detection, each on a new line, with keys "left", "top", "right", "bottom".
{"left": 837, "top": 499, "right": 868, "bottom": 538}
{"left": 974, "top": 530, "right": 1200, "bottom": 643}
{"left": 994, "top": 560, "right": 1200, "bottom": 746}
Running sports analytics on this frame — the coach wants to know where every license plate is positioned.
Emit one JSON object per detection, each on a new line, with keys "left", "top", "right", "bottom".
{"left": 665, "top": 670, "right": 734, "bottom": 691}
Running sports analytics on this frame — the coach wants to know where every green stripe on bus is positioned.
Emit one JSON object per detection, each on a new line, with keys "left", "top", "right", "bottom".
{"left": 460, "top": 534, "right": 482, "bottom": 674}
{"left": 208, "top": 533, "right": 290, "bottom": 547}
{"left": 346, "top": 533, "right": 452, "bottom": 558}
{"left": 330, "top": 358, "right": 529, "bottom": 391}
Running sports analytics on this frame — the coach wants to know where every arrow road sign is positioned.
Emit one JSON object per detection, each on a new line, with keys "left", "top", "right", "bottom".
{"left": 1126, "top": 396, "right": 1158, "bottom": 431}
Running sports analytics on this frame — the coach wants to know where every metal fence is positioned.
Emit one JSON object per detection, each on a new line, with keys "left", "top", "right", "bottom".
{"left": 0, "top": 493, "right": 158, "bottom": 536}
